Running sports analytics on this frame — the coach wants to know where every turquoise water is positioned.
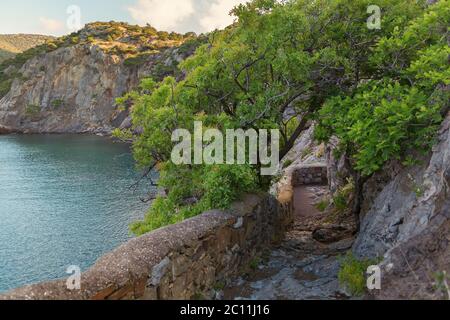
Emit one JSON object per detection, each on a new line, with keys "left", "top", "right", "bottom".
{"left": 0, "top": 135, "right": 154, "bottom": 293}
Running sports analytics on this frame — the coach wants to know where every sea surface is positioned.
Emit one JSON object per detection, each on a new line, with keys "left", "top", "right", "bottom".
{"left": 0, "top": 134, "right": 154, "bottom": 292}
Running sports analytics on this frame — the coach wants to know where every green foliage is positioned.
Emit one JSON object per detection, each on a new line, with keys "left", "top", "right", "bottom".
{"left": 202, "top": 165, "right": 259, "bottom": 209}
{"left": 124, "top": 52, "right": 156, "bottom": 67}
{"left": 70, "top": 36, "right": 80, "bottom": 44}
{"left": 120, "top": 0, "right": 446, "bottom": 235}
{"left": 51, "top": 99, "right": 64, "bottom": 108}
{"left": 316, "top": 0, "right": 449, "bottom": 177}
{"left": 213, "top": 281, "right": 226, "bottom": 291}
{"left": 316, "top": 81, "right": 444, "bottom": 176}
{"left": 131, "top": 163, "right": 258, "bottom": 235}
{"left": 25, "top": 104, "right": 41, "bottom": 116}
{"left": 333, "top": 192, "right": 348, "bottom": 212}
{"left": 0, "top": 77, "right": 12, "bottom": 98}
{"left": 315, "top": 200, "right": 329, "bottom": 212}
{"left": 0, "top": 21, "right": 200, "bottom": 100}
{"left": 283, "top": 159, "right": 294, "bottom": 169}
{"left": 176, "top": 35, "right": 208, "bottom": 56}
{"left": 434, "top": 271, "right": 450, "bottom": 300}
{"left": 0, "top": 34, "right": 53, "bottom": 62}
{"left": 338, "top": 253, "right": 379, "bottom": 296}
{"left": 249, "top": 257, "right": 261, "bottom": 271}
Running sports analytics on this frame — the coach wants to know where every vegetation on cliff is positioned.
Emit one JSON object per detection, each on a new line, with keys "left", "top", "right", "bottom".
{"left": 0, "top": 22, "right": 201, "bottom": 99}
{"left": 115, "top": 0, "right": 448, "bottom": 235}
{"left": 0, "top": 34, "right": 53, "bottom": 62}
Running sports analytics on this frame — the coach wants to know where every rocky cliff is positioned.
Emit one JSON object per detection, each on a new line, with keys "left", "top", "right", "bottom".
{"left": 0, "top": 22, "right": 201, "bottom": 134}
{"left": 353, "top": 111, "right": 450, "bottom": 299}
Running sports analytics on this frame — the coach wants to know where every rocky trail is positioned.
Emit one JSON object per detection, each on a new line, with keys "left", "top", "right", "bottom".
{"left": 223, "top": 186, "right": 355, "bottom": 300}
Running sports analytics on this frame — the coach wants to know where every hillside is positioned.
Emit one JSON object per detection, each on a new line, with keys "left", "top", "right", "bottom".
{"left": 0, "top": 34, "right": 53, "bottom": 62}
{"left": 0, "top": 22, "right": 204, "bottom": 134}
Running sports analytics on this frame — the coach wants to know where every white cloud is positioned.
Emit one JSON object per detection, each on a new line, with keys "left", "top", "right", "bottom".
{"left": 39, "top": 17, "right": 65, "bottom": 34}
{"left": 127, "top": 0, "right": 247, "bottom": 33}
{"left": 200, "top": 0, "right": 245, "bottom": 31}
{"left": 128, "top": 0, "right": 195, "bottom": 32}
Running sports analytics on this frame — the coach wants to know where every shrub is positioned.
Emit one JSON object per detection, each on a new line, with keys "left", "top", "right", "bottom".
{"left": 25, "top": 104, "right": 41, "bottom": 116}
{"left": 0, "top": 78, "right": 12, "bottom": 98}
{"left": 283, "top": 159, "right": 294, "bottom": 169}
{"left": 338, "top": 253, "right": 379, "bottom": 296}
{"left": 120, "top": 0, "right": 444, "bottom": 237}
{"left": 315, "top": 200, "right": 329, "bottom": 212}
{"left": 70, "top": 36, "right": 80, "bottom": 44}
{"left": 51, "top": 99, "right": 64, "bottom": 108}
{"left": 123, "top": 52, "right": 155, "bottom": 67}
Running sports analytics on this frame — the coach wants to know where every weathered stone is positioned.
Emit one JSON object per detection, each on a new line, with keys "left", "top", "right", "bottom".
{"left": 1, "top": 193, "right": 293, "bottom": 300}
{"left": 233, "top": 217, "right": 244, "bottom": 229}
{"left": 150, "top": 257, "right": 171, "bottom": 287}
{"left": 141, "top": 286, "right": 158, "bottom": 300}
{"left": 91, "top": 285, "right": 116, "bottom": 300}
{"left": 134, "top": 278, "right": 147, "bottom": 299}
{"left": 171, "top": 273, "right": 188, "bottom": 299}
{"left": 107, "top": 284, "right": 134, "bottom": 300}
{"left": 312, "top": 226, "right": 354, "bottom": 244}
{"left": 172, "top": 255, "right": 190, "bottom": 278}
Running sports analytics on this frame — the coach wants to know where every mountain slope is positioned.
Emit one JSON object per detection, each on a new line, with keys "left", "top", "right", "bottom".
{"left": 0, "top": 22, "right": 203, "bottom": 134}
{"left": 0, "top": 34, "right": 53, "bottom": 62}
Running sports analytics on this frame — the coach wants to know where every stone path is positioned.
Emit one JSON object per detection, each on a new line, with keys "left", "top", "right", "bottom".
{"left": 222, "top": 186, "right": 354, "bottom": 300}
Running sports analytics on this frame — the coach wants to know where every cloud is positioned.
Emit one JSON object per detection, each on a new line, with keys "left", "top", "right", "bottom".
{"left": 39, "top": 17, "right": 65, "bottom": 34}
{"left": 200, "top": 0, "right": 245, "bottom": 31}
{"left": 127, "top": 0, "right": 247, "bottom": 33}
{"left": 128, "top": 0, "right": 195, "bottom": 32}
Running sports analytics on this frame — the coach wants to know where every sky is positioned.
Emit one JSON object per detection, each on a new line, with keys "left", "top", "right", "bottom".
{"left": 0, "top": 0, "right": 248, "bottom": 36}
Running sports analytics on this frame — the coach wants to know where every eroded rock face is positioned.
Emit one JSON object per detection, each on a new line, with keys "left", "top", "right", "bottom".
{"left": 0, "top": 44, "right": 184, "bottom": 134}
{"left": 351, "top": 112, "right": 450, "bottom": 299}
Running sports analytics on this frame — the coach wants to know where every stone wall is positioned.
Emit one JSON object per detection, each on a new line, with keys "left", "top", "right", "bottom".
{"left": 292, "top": 163, "right": 328, "bottom": 187}
{"left": 1, "top": 193, "right": 293, "bottom": 300}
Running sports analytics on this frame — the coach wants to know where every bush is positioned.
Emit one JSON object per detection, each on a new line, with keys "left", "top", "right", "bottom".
{"left": 124, "top": 52, "right": 155, "bottom": 67}
{"left": 120, "top": 0, "right": 445, "bottom": 237}
{"left": 338, "top": 253, "right": 379, "bottom": 296}
{"left": 315, "top": 1, "right": 449, "bottom": 177}
{"left": 70, "top": 36, "right": 80, "bottom": 44}
{"left": 51, "top": 99, "right": 64, "bottom": 108}
{"left": 25, "top": 104, "right": 41, "bottom": 116}
{"left": 130, "top": 164, "right": 259, "bottom": 235}
{"left": 315, "top": 200, "right": 329, "bottom": 212}
{"left": 0, "top": 78, "right": 12, "bottom": 98}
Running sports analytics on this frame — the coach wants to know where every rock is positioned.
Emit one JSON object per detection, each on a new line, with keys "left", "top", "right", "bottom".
{"left": 325, "top": 136, "right": 350, "bottom": 194}
{"left": 0, "top": 125, "right": 14, "bottom": 134}
{"left": 352, "top": 112, "right": 450, "bottom": 299}
{"left": 150, "top": 257, "right": 171, "bottom": 287}
{"left": 0, "top": 41, "right": 192, "bottom": 134}
{"left": 119, "top": 116, "right": 132, "bottom": 130}
{"left": 312, "top": 225, "right": 354, "bottom": 244}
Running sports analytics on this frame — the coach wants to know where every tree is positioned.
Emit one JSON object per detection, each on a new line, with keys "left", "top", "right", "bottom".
{"left": 117, "top": 0, "right": 445, "bottom": 234}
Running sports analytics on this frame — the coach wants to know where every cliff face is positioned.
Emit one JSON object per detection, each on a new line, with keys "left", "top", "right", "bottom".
{"left": 0, "top": 23, "right": 199, "bottom": 134}
{"left": 354, "top": 111, "right": 450, "bottom": 299}
{"left": 0, "top": 44, "right": 134, "bottom": 133}
{"left": 325, "top": 110, "right": 450, "bottom": 299}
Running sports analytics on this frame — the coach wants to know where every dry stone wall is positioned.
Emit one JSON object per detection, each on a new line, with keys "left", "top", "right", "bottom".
{"left": 1, "top": 193, "right": 293, "bottom": 300}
